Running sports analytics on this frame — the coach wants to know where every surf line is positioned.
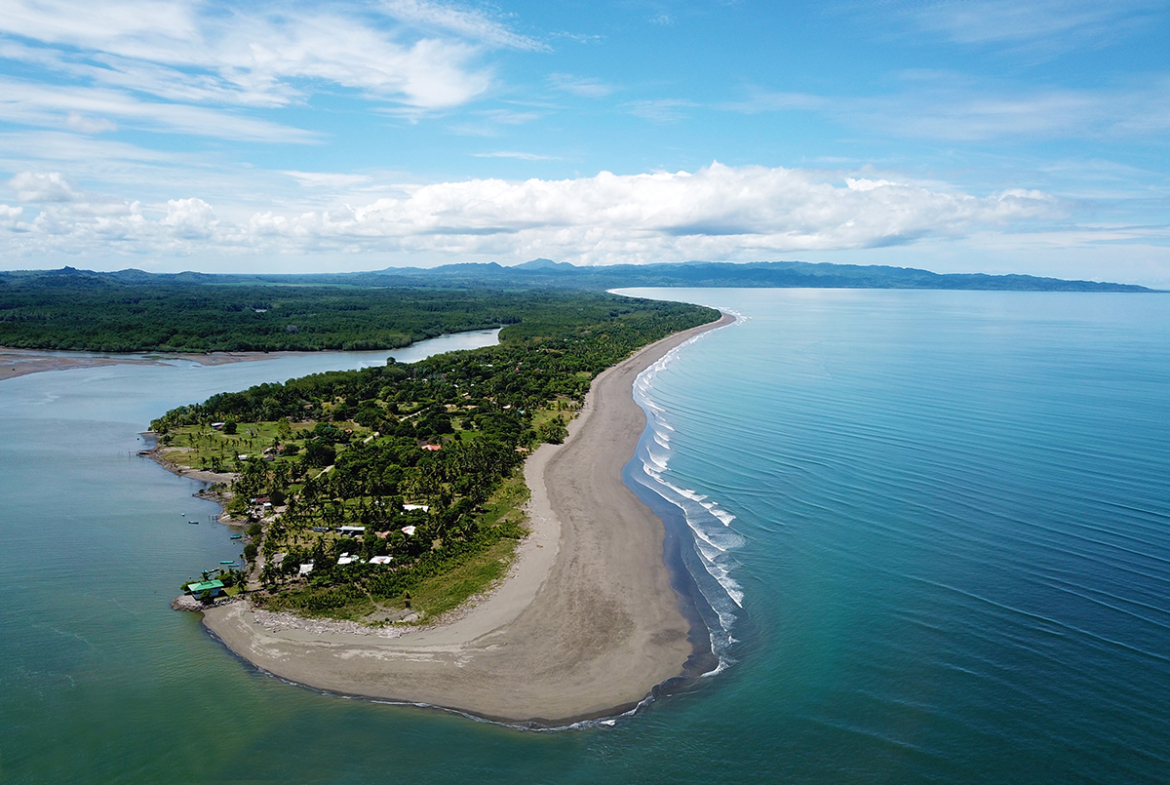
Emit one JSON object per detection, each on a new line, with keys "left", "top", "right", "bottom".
{"left": 625, "top": 309, "right": 747, "bottom": 678}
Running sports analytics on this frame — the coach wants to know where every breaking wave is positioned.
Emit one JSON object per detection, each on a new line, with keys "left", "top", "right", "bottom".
{"left": 629, "top": 311, "right": 747, "bottom": 674}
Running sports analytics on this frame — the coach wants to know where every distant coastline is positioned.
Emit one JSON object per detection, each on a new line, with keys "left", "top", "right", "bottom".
{"left": 2, "top": 261, "right": 1156, "bottom": 293}
{"left": 199, "top": 313, "right": 734, "bottom": 725}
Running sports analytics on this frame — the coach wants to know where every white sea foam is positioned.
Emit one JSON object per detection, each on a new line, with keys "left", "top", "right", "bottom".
{"left": 629, "top": 312, "right": 745, "bottom": 671}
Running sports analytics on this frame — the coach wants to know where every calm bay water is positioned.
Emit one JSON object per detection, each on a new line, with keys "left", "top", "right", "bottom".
{"left": 3, "top": 291, "right": 1169, "bottom": 784}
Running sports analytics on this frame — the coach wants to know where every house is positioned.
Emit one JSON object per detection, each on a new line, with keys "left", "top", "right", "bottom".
{"left": 403, "top": 504, "right": 429, "bottom": 512}
{"left": 185, "top": 579, "right": 225, "bottom": 598}
{"left": 298, "top": 562, "right": 314, "bottom": 576}
{"left": 369, "top": 555, "right": 393, "bottom": 565}
{"left": 337, "top": 525, "right": 365, "bottom": 536}
{"left": 421, "top": 444, "right": 441, "bottom": 451}
{"left": 401, "top": 525, "right": 417, "bottom": 536}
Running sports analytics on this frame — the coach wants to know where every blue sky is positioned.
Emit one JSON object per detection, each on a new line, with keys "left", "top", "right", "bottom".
{"left": 0, "top": 0, "right": 1167, "bottom": 284}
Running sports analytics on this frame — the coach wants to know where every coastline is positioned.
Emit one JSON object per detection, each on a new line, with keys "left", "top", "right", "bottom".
{"left": 0, "top": 347, "right": 313, "bottom": 381}
{"left": 141, "top": 441, "right": 239, "bottom": 488}
{"left": 200, "top": 312, "right": 734, "bottom": 725}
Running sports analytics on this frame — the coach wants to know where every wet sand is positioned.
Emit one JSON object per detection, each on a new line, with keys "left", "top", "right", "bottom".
{"left": 202, "top": 314, "right": 732, "bottom": 725}
{"left": 0, "top": 347, "right": 306, "bottom": 381}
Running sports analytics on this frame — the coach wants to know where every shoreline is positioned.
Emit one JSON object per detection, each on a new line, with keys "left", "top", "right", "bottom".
{"left": 0, "top": 346, "right": 315, "bottom": 381}
{"left": 199, "top": 313, "right": 734, "bottom": 725}
{"left": 141, "top": 441, "right": 240, "bottom": 488}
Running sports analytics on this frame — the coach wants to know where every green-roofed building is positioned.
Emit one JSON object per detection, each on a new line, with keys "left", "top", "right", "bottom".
{"left": 185, "top": 579, "right": 225, "bottom": 599}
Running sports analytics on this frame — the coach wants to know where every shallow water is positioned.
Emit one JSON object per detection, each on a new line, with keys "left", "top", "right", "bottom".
{"left": 3, "top": 292, "right": 1169, "bottom": 784}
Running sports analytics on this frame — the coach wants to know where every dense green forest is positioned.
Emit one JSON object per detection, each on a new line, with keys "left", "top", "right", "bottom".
{"left": 0, "top": 281, "right": 631, "bottom": 352}
{"left": 152, "top": 294, "right": 720, "bottom": 620}
{"left": 0, "top": 262, "right": 1149, "bottom": 352}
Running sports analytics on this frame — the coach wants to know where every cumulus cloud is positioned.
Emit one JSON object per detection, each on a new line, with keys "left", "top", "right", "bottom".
{"left": 161, "top": 197, "right": 217, "bottom": 238}
{"left": 0, "top": 163, "right": 1064, "bottom": 263}
{"left": 0, "top": 204, "right": 23, "bottom": 225}
{"left": 9, "top": 171, "right": 81, "bottom": 202}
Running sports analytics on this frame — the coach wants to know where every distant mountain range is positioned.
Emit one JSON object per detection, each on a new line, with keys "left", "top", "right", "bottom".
{"left": 0, "top": 260, "right": 1154, "bottom": 292}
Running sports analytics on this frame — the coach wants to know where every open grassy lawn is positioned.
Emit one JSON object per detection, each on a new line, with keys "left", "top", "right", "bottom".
{"left": 158, "top": 419, "right": 375, "bottom": 472}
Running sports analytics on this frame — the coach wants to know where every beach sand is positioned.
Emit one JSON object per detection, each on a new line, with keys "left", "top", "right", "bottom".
{"left": 202, "top": 314, "right": 732, "bottom": 724}
{"left": 0, "top": 347, "right": 307, "bottom": 381}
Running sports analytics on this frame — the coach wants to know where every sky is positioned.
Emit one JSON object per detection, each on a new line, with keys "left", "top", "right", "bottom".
{"left": 0, "top": 0, "right": 1167, "bottom": 285}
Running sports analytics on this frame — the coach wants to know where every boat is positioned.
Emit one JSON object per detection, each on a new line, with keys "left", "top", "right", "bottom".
{"left": 230, "top": 534, "right": 242, "bottom": 539}
{"left": 219, "top": 560, "right": 235, "bottom": 565}
{"left": 187, "top": 520, "right": 199, "bottom": 524}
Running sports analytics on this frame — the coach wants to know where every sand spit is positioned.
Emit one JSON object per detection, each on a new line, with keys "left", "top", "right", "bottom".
{"left": 202, "top": 314, "right": 733, "bottom": 725}
{"left": 0, "top": 347, "right": 308, "bottom": 382}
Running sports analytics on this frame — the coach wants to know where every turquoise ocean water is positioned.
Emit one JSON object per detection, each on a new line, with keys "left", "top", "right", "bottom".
{"left": 2, "top": 291, "right": 1169, "bottom": 784}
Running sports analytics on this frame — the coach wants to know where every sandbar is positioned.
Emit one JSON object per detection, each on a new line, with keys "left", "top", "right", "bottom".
{"left": 202, "top": 314, "right": 732, "bottom": 725}
{"left": 0, "top": 347, "right": 309, "bottom": 381}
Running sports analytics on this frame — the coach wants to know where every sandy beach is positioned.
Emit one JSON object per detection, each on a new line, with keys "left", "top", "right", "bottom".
{"left": 0, "top": 347, "right": 308, "bottom": 381}
{"left": 202, "top": 313, "right": 732, "bottom": 724}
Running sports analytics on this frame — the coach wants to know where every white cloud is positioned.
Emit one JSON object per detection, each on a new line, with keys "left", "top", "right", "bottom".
{"left": 0, "top": 0, "right": 520, "bottom": 116}
{"left": 903, "top": 0, "right": 1163, "bottom": 50}
{"left": 9, "top": 171, "right": 81, "bottom": 202}
{"left": 471, "top": 151, "right": 560, "bottom": 161}
{"left": 846, "top": 178, "right": 898, "bottom": 192}
{"left": 718, "top": 89, "right": 826, "bottom": 114}
{"left": 64, "top": 111, "right": 118, "bottom": 134}
{"left": 549, "top": 73, "right": 614, "bottom": 98}
{"left": 161, "top": 197, "right": 217, "bottom": 238}
{"left": 625, "top": 98, "right": 699, "bottom": 123}
{"left": 722, "top": 77, "right": 1170, "bottom": 142}
{"left": 0, "top": 163, "right": 1066, "bottom": 264}
{"left": 382, "top": 0, "right": 547, "bottom": 51}
{"left": 283, "top": 171, "right": 375, "bottom": 189}
{"left": 474, "top": 108, "right": 543, "bottom": 125}
{"left": 0, "top": 204, "right": 23, "bottom": 225}
{"left": 867, "top": 79, "right": 1170, "bottom": 141}
{"left": 0, "top": 77, "right": 319, "bottom": 142}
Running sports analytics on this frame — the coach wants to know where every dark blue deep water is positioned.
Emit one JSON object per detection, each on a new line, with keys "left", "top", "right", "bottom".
{"left": 2, "top": 291, "right": 1168, "bottom": 784}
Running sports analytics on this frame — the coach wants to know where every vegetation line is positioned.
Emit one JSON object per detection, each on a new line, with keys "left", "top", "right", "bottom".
{"left": 152, "top": 293, "right": 720, "bottom": 622}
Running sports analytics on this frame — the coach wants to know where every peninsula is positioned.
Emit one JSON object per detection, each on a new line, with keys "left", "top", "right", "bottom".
{"left": 204, "top": 314, "right": 731, "bottom": 723}
{"left": 137, "top": 292, "right": 723, "bottom": 723}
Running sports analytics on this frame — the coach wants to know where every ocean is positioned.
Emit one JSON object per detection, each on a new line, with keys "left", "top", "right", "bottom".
{"left": 2, "top": 290, "right": 1168, "bottom": 784}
